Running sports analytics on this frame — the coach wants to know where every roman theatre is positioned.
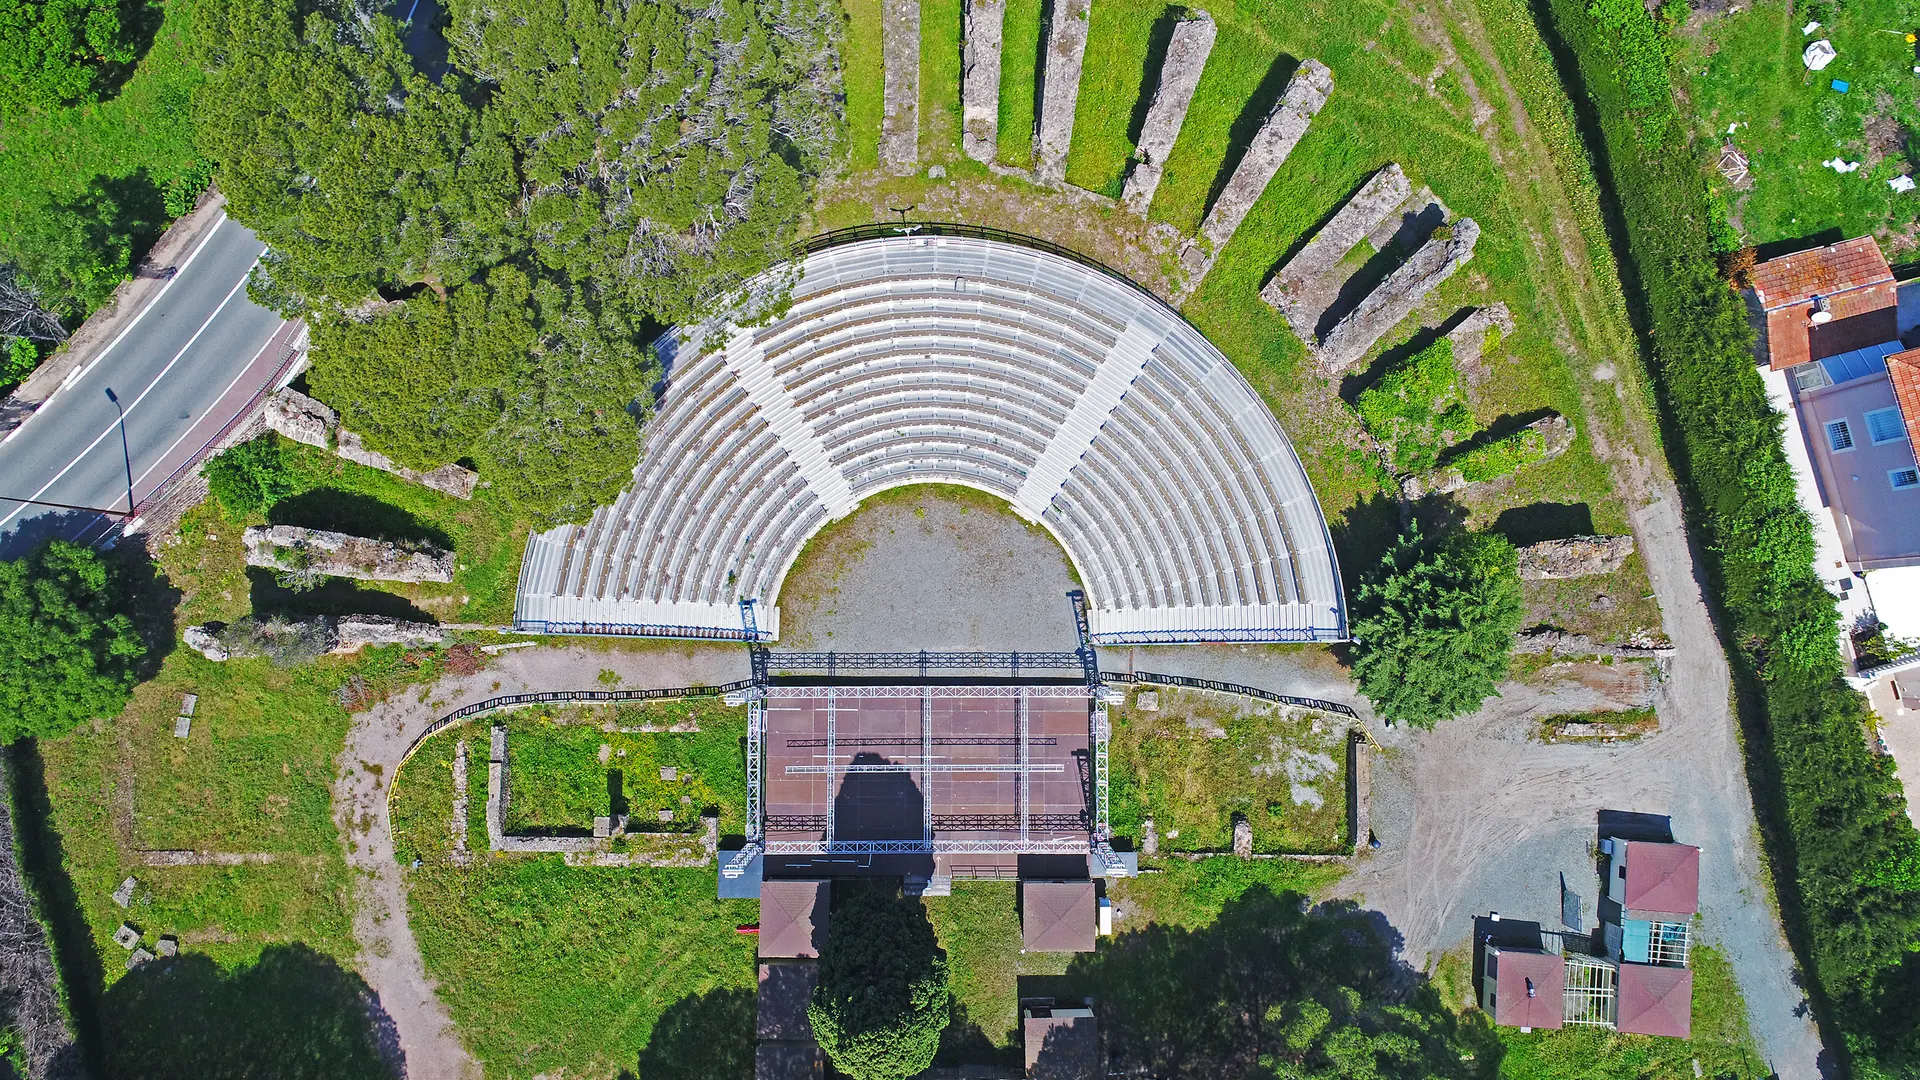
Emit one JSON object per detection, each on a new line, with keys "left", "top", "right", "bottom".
{"left": 510, "top": 230, "right": 1351, "bottom": 883}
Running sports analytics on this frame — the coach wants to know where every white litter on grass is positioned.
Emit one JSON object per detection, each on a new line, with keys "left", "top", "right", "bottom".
{"left": 1804, "top": 38, "right": 1837, "bottom": 70}
{"left": 1726, "top": 122, "right": 1744, "bottom": 135}
{"left": 1802, "top": 19, "right": 1820, "bottom": 34}
{"left": 1892, "top": 175, "right": 1917, "bottom": 193}
{"left": 1825, "top": 157, "right": 1862, "bottom": 173}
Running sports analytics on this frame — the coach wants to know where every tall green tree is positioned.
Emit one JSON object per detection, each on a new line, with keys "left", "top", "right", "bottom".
{"left": 0, "top": 0, "right": 139, "bottom": 110}
{"left": 306, "top": 265, "right": 658, "bottom": 523}
{"left": 808, "top": 882, "right": 950, "bottom": 1080}
{"left": 1350, "top": 525, "right": 1524, "bottom": 728}
{"left": 0, "top": 541, "right": 145, "bottom": 744}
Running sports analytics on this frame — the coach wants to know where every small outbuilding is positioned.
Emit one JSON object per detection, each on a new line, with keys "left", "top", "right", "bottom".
{"left": 1480, "top": 945, "right": 1565, "bottom": 1031}
{"left": 759, "top": 880, "right": 830, "bottom": 959}
{"left": 1022, "top": 881, "right": 1097, "bottom": 953}
{"left": 1617, "top": 963, "right": 1694, "bottom": 1038}
{"left": 1024, "top": 1006, "right": 1098, "bottom": 1080}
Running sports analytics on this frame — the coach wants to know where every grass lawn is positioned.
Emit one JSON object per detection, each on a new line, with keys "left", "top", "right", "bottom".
{"left": 1108, "top": 687, "right": 1349, "bottom": 854}
{"left": 1676, "top": 0, "right": 1920, "bottom": 253}
{"left": 169, "top": 434, "right": 529, "bottom": 627}
{"left": 491, "top": 702, "right": 748, "bottom": 837}
{"left": 1435, "top": 941, "right": 1767, "bottom": 1079}
{"left": 994, "top": 0, "right": 1044, "bottom": 167}
{"left": 821, "top": 0, "right": 1667, "bottom": 645}
{"left": 391, "top": 732, "right": 760, "bottom": 1079}
{"left": 920, "top": 0, "right": 965, "bottom": 162}
{"left": 842, "top": 0, "right": 886, "bottom": 172}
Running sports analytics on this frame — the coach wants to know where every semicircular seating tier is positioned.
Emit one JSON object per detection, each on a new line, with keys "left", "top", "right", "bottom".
{"left": 513, "top": 236, "right": 1347, "bottom": 644}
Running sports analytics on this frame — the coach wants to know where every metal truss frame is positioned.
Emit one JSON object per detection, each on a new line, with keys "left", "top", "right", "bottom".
{"left": 765, "top": 837, "right": 1091, "bottom": 855}
{"left": 783, "top": 762, "right": 1066, "bottom": 775}
{"left": 763, "top": 684, "right": 1092, "bottom": 699}
{"left": 745, "top": 698, "right": 763, "bottom": 843}
{"left": 765, "top": 650, "right": 1084, "bottom": 675}
{"left": 1018, "top": 687, "right": 1031, "bottom": 843}
{"left": 921, "top": 688, "right": 935, "bottom": 842}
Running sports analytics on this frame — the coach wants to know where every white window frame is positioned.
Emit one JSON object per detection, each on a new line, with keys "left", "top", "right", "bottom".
{"left": 1827, "top": 418, "right": 1856, "bottom": 453}
{"left": 1866, "top": 407, "right": 1907, "bottom": 445}
{"left": 1890, "top": 468, "right": 1920, "bottom": 491}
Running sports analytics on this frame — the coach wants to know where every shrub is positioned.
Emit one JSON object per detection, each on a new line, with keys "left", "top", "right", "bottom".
{"left": 2, "top": 335, "right": 38, "bottom": 390}
{"left": 1350, "top": 525, "right": 1524, "bottom": 728}
{"left": 1452, "top": 423, "right": 1554, "bottom": 483}
{"left": 1353, "top": 339, "right": 1476, "bottom": 473}
{"left": 204, "top": 435, "right": 299, "bottom": 517}
{"left": 808, "top": 882, "right": 950, "bottom": 1080}
{"left": 0, "top": 541, "right": 145, "bottom": 743}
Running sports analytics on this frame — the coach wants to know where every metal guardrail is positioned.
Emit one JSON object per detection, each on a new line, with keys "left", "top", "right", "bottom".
{"left": 394, "top": 681, "right": 756, "bottom": 779}
{"left": 764, "top": 650, "right": 1085, "bottom": 676}
{"left": 1099, "top": 670, "right": 1358, "bottom": 717}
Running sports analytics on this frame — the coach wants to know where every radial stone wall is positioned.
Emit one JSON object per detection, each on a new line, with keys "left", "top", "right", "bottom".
{"left": 1121, "top": 13, "right": 1216, "bottom": 215}
{"left": 962, "top": 0, "right": 1006, "bottom": 163}
{"left": 514, "top": 237, "right": 1348, "bottom": 645}
{"left": 1179, "top": 59, "right": 1333, "bottom": 288}
{"left": 1034, "top": 0, "right": 1092, "bottom": 183}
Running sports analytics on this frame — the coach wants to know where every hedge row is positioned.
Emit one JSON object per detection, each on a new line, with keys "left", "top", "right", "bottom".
{"left": 1538, "top": 0, "right": 1920, "bottom": 1073}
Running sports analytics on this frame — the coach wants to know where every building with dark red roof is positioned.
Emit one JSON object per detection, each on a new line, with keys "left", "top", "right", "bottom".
{"left": 1480, "top": 946, "right": 1565, "bottom": 1031}
{"left": 1617, "top": 964, "right": 1694, "bottom": 1038}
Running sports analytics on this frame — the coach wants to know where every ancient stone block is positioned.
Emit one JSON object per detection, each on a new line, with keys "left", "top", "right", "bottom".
{"left": 260, "top": 388, "right": 335, "bottom": 449}
{"left": 593, "top": 816, "right": 612, "bottom": 838}
{"left": 1034, "top": 0, "right": 1093, "bottom": 183}
{"left": 1121, "top": 13, "right": 1216, "bottom": 214}
{"left": 333, "top": 430, "right": 478, "bottom": 500}
{"left": 112, "top": 877, "right": 137, "bottom": 909}
{"left": 183, "top": 625, "right": 229, "bottom": 662}
{"left": 881, "top": 0, "right": 921, "bottom": 171}
{"left": 1135, "top": 691, "right": 1159, "bottom": 712}
{"left": 1141, "top": 817, "right": 1158, "bottom": 856}
{"left": 1316, "top": 217, "right": 1479, "bottom": 373}
{"left": 660, "top": 766, "right": 678, "bottom": 781}
{"left": 113, "top": 924, "right": 139, "bottom": 950}
{"left": 126, "top": 948, "right": 154, "bottom": 970}
{"left": 1517, "top": 535, "right": 1635, "bottom": 581}
{"left": 1180, "top": 59, "right": 1332, "bottom": 285}
{"left": 173, "top": 716, "right": 191, "bottom": 739}
{"left": 156, "top": 937, "right": 178, "bottom": 958}
{"left": 333, "top": 614, "right": 448, "bottom": 651}
{"left": 179, "top": 694, "right": 197, "bottom": 717}
{"left": 1444, "top": 302, "right": 1515, "bottom": 369}
{"left": 1232, "top": 813, "right": 1252, "bottom": 857}
{"left": 243, "top": 525, "right": 456, "bottom": 584}
{"left": 1260, "top": 164, "right": 1411, "bottom": 322}
{"left": 961, "top": 0, "right": 1006, "bottom": 163}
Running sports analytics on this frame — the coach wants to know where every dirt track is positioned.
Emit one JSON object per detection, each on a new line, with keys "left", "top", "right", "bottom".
{"left": 332, "top": 642, "right": 747, "bottom": 1080}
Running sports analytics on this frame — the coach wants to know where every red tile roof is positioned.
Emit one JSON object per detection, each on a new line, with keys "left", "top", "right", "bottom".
{"left": 1622, "top": 842, "right": 1701, "bottom": 920}
{"left": 1617, "top": 964, "right": 1694, "bottom": 1038}
{"left": 1022, "top": 881, "right": 1097, "bottom": 953}
{"left": 759, "top": 880, "right": 829, "bottom": 959}
{"left": 1751, "top": 238, "right": 1898, "bottom": 370}
{"left": 1491, "top": 948, "right": 1565, "bottom": 1030}
{"left": 1888, "top": 349, "right": 1920, "bottom": 451}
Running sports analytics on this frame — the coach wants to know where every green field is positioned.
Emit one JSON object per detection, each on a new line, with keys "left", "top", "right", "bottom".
{"left": 995, "top": 0, "right": 1043, "bottom": 167}
{"left": 392, "top": 730, "right": 761, "bottom": 1078}
{"left": 1677, "top": 0, "right": 1920, "bottom": 252}
{"left": 1107, "top": 688, "right": 1349, "bottom": 854}
{"left": 489, "top": 702, "right": 748, "bottom": 837}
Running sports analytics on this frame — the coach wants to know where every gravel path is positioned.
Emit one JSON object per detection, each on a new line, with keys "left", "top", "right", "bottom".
{"left": 1328, "top": 490, "right": 1825, "bottom": 1079}
{"left": 777, "top": 491, "right": 1082, "bottom": 651}
{"left": 332, "top": 642, "right": 748, "bottom": 1080}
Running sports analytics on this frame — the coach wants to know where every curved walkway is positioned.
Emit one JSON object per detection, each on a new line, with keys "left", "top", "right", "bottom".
{"left": 332, "top": 644, "right": 749, "bottom": 1080}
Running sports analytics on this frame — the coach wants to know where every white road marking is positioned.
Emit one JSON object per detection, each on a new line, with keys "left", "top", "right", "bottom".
{"left": 0, "top": 268, "right": 258, "bottom": 532}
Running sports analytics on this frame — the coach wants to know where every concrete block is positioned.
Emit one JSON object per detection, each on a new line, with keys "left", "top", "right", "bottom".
{"left": 593, "top": 816, "right": 612, "bottom": 838}
{"left": 1035, "top": 0, "right": 1093, "bottom": 183}
{"left": 113, "top": 924, "right": 139, "bottom": 950}
{"left": 173, "top": 716, "right": 191, "bottom": 739}
{"left": 1121, "top": 13, "right": 1216, "bottom": 214}
{"left": 660, "top": 766, "right": 678, "bottom": 781}
{"left": 962, "top": 0, "right": 1006, "bottom": 162}
{"left": 1261, "top": 164, "right": 1411, "bottom": 318}
{"left": 179, "top": 694, "right": 197, "bottom": 717}
{"left": 1181, "top": 58, "right": 1333, "bottom": 287}
{"left": 112, "top": 876, "right": 137, "bottom": 909}
{"left": 126, "top": 948, "right": 155, "bottom": 970}
{"left": 1317, "top": 217, "right": 1479, "bottom": 372}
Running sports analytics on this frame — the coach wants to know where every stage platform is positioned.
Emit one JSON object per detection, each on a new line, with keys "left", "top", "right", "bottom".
{"left": 759, "top": 685, "right": 1093, "bottom": 855}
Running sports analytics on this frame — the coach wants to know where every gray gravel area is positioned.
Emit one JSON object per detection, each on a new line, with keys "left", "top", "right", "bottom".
{"left": 775, "top": 491, "right": 1082, "bottom": 651}
{"left": 333, "top": 641, "right": 747, "bottom": 1080}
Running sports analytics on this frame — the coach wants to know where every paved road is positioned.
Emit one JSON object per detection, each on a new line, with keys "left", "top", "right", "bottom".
{"left": 0, "top": 214, "right": 290, "bottom": 557}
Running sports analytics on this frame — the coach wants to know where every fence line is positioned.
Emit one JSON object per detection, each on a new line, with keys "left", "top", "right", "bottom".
{"left": 394, "top": 681, "right": 756, "bottom": 779}
{"left": 1099, "top": 670, "right": 1358, "bottom": 717}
